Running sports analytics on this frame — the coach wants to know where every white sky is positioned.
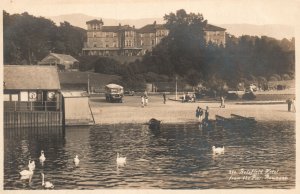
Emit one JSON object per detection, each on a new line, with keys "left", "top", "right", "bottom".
{"left": 2, "top": 0, "right": 300, "bottom": 25}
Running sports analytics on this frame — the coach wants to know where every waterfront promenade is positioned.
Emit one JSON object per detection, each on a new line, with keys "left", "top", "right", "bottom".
{"left": 89, "top": 95, "right": 295, "bottom": 124}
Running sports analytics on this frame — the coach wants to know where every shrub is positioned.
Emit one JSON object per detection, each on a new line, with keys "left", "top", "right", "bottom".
{"left": 281, "top": 74, "right": 291, "bottom": 80}
{"left": 269, "top": 74, "right": 281, "bottom": 81}
{"left": 242, "top": 92, "right": 256, "bottom": 100}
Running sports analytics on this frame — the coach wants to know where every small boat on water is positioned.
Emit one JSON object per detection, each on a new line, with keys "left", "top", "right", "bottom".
{"left": 148, "top": 118, "right": 161, "bottom": 130}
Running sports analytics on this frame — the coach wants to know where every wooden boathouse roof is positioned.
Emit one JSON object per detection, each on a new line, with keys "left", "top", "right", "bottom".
{"left": 4, "top": 65, "right": 61, "bottom": 90}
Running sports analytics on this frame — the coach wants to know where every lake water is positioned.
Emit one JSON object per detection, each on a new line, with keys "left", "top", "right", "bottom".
{"left": 4, "top": 121, "right": 295, "bottom": 189}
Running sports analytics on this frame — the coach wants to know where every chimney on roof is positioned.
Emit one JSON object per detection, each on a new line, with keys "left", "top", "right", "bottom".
{"left": 133, "top": 25, "right": 135, "bottom": 29}
{"left": 153, "top": 21, "right": 156, "bottom": 25}
{"left": 119, "top": 23, "right": 121, "bottom": 26}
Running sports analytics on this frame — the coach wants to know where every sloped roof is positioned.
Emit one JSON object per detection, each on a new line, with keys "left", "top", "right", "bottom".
{"left": 86, "top": 19, "right": 104, "bottom": 24}
{"left": 61, "top": 91, "right": 89, "bottom": 98}
{"left": 101, "top": 26, "right": 121, "bottom": 32}
{"left": 204, "top": 24, "right": 226, "bottom": 31}
{"left": 48, "top": 53, "right": 79, "bottom": 63}
{"left": 138, "top": 24, "right": 166, "bottom": 33}
{"left": 4, "top": 65, "right": 61, "bottom": 90}
{"left": 105, "top": 84, "right": 123, "bottom": 89}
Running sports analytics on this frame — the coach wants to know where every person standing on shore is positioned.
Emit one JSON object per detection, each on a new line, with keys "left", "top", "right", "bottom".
{"left": 141, "top": 96, "right": 145, "bottom": 108}
{"left": 204, "top": 106, "right": 209, "bottom": 123}
{"left": 287, "top": 98, "right": 292, "bottom": 112}
{"left": 220, "top": 96, "right": 225, "bottom": 108}
{"left": 163, "top": 93, "right": 166, "bottom": 104}
{"left": 292, "top": 97, "right": 296, "bottom": 112}
{"left": 195, "top": 106, "right": 203, "bottom": 122}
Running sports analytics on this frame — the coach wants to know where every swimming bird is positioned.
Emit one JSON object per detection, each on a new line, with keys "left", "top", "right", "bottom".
{"left": 28, "top": 160, "right": 36, "bottom": 171}
{"left": 20, "top": 168, "right": 34, "bottom": 177}
{"left": 39, "top": 150, "right": 46, "bottom": 163}
{"left": 74, "top": 155, "right": 80, "bottom": 166}
{"left": 41, "top": 173, "right": 54, "bottom": 189}
{"left": 212, "top": 146, "right": 225, "bottom": 154}
{"left": 116, "top": 153, "right": 126, "bottom": 165}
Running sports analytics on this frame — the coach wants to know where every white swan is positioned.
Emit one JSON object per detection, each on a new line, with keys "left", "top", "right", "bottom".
{"left": 28, "top": 160, "right": 35, "bottom": 171}
{"left": 39, "top": 150, "right": 46, "bottom": 163}
{"left": 41, "top": 173, "right": 54, "bottom": 189}
{"left": 212, "top": 146, "right": 225, "bottom": 154}
{"left": 74, "top": 155, "right": 80, "bottom": 166}
{"left": 20, "top": 168, "right": 33, "bottom": 177}
{"left": 116, "top": 153, "right": 126, "bottom": 165}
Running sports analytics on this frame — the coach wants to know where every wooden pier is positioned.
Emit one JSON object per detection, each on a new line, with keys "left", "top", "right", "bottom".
{"left": 4, "top": 111, "right": 63, "bottom": 129}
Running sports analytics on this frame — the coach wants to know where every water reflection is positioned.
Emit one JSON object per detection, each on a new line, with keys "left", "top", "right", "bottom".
{"left": 4, "top": 121, "right": 295, "bottom": 189}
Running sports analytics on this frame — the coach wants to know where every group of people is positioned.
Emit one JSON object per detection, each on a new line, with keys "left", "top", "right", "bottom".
{"left": 182, "top": 93, "right": 196, "bottom": 103}
{"left": 141, "top": 91, "right": 149, "bottom": 107}
{"left": 196, "top": 106, "right": 209, "bottom": 125}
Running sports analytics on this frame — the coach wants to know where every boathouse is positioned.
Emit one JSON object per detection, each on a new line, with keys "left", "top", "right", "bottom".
{"left": 3, "top": 65, "right": 63, "bottom": 128}
{"left": 38, "top": 52, "right": 79, "bottom": 71}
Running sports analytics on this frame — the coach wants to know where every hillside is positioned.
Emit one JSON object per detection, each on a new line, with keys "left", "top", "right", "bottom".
{"left": 49, "top": 14, "right": 294, "bottom": 40}
{"left": 49, "top": 13, "right": 164, "bottom": 29}
{"left": 219, "top": 24, "right": 294, "bottom": 40}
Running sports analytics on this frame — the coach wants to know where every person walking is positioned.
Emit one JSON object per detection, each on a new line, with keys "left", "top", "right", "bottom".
{"left": 144, "top": 91, "right": 148, "bottom": 106}
{"left": 141, "top": 96, "right": 145, "bottom": 108}
{"left": 163, "top": 93, "right": 166, "bottom": 104}
{"left": 145, "top": 96, "right": 148, "bottom": 106}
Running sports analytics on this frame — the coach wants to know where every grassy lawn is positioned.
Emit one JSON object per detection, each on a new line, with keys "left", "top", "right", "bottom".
{"left": 59, "top": 71, "right": 121, "bottom": 91}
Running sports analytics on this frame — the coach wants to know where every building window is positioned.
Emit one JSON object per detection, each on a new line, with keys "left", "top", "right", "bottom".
{"left": 106, "top": 44, "right": 109, "bottom": 48}
{"left": 152, "top": 39, "right": 155, "bottom": 46}
{"left": 93, "top": 32, "right": 96, "bottom": 37}
{"left": 20, "top": 91, "right": 29, "bottom": 101}
{"left": 94, "top": 42, "right": 97, "bottom": 47}
{"left": 11, "top": 94, "right": 19, "bottom": 101}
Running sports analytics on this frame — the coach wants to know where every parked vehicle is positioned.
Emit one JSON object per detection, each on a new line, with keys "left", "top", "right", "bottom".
{"left": 124, "top": 90, "right": 135, "bottom": 96}
{"left": 105, "top": 84, "right": 124, "bottom": 103}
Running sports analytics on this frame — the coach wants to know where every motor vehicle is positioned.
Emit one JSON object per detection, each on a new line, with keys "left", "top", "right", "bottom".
{"left": 124, "top": 90, "right": 135, "bottom": 96}
{"left": 105, "top": 84, "right": 124, "bottom": 103}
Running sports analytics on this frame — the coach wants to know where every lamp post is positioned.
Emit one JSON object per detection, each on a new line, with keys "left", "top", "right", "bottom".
{"left": 175, "top": 76, "right": 178, "bottom": 100}
{"left": 87, "top": 73, "right": 90, "bottom": 94}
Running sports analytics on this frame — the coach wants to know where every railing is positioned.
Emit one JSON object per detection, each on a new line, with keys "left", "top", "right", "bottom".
{"left": 4, "top": 101, "right": 61, "bottom": 112}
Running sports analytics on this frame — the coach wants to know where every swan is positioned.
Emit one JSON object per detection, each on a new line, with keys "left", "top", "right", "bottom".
{"left": 212, "top": 146, "right": 225, "bottom": 154}
{"left": 20, "top": 168, "right": 33, "bottom": 177}
{"left": 39, "top": 150, "right": 46, "bottom": 163}
{"left": 28, "top": 160, "right": 35, "bottom": 171}
{"left": 74, "top": 155, "right": 80, "bottom": 166}
{"left": 41, "top": 173, "right": 54, "bottom": 189}
{"left": 116, "top": 153, "right": 126, "bottom": 165}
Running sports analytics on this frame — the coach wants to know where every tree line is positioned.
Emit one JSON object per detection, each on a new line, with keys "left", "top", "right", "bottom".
{"left": 3, "top": 11, "right": 86, "bottom": 65}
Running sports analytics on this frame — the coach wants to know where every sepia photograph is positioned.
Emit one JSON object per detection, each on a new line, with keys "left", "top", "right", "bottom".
{"left": 1, "top": 0, "right": 298, "bottom": 192}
